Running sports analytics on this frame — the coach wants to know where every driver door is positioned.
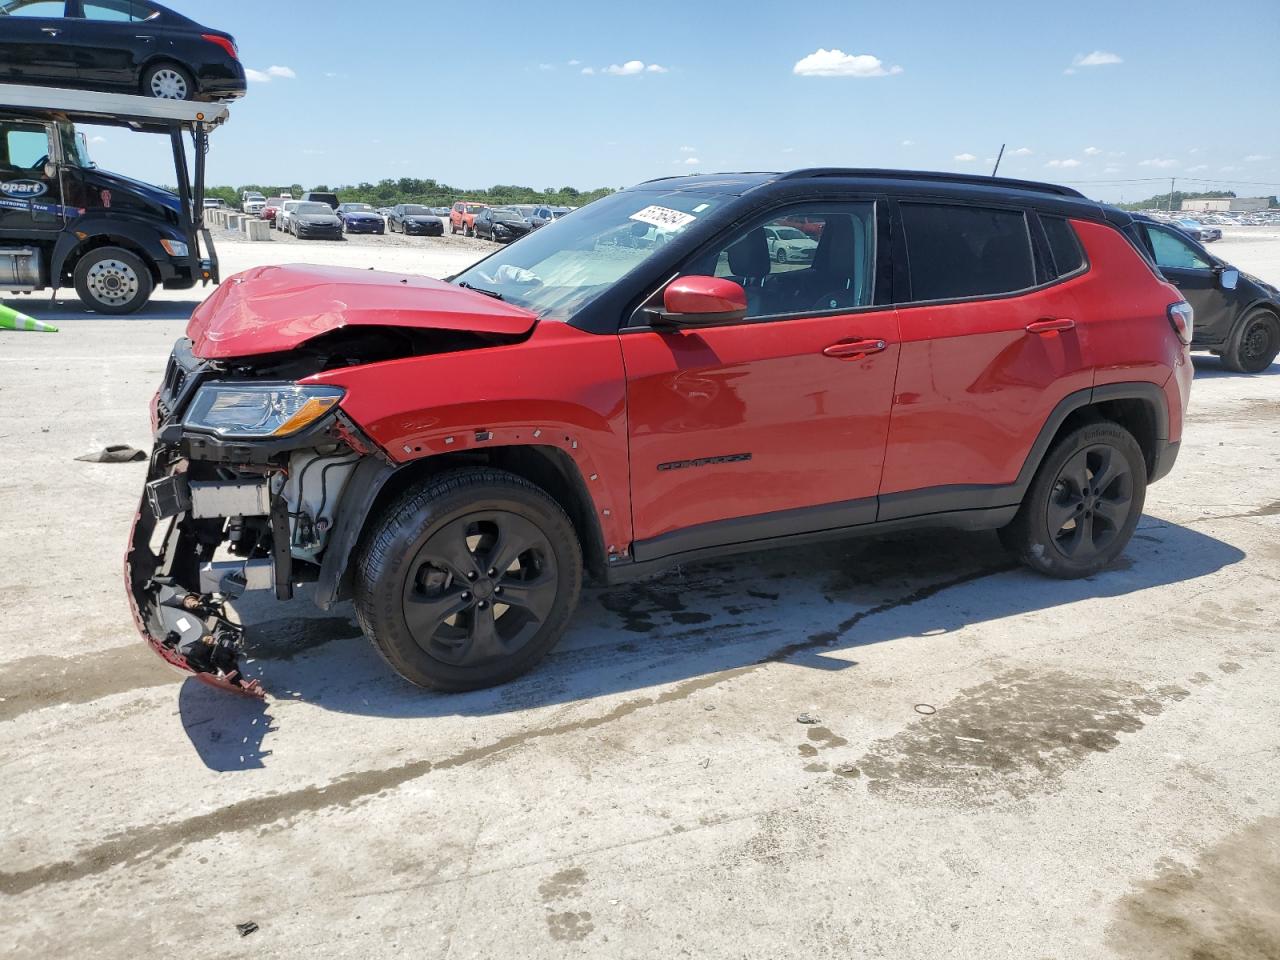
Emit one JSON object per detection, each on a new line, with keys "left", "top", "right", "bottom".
{"left": 620, "top": 200, "right": 900, "bottom": 560}
{"left": 0, "top": 1, "right": 77, "bottom": 84}
{"left": 0, "top": 119, "right": 64, "bottom": 234}
{"left": 1137, "top": 221, "right": 1228, "bottom": 344}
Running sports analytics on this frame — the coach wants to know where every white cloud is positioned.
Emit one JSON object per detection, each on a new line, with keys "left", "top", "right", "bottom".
{"left": 538, "top": 63, "right": 554, "bottom": 71}
{"left": 1063, "top": 68, "right": 1076, "bottom": 75}
{"left": 1186, "top": 164, "right": 1209, "bottom": 172}
{"left": 598, "top": 60, "right": 668, "bottom": 76}
{"left": 1220, "top": 165, "right": 1239, "bottom": 173}
{"left": 1138, "top": 158, "right": 1178, "bottom": 168}
{"left": 679, "top": 145, "right": 697, "bottom": 153}
{"left": 684, "top": 157, "right": 700, "bottom": 165}
{"left": 1083, "top": 146, "right": 1101, "bottom": 155}
{"left": 1072, "top": 50, "right": 1123, "bottom": 68}
{"left": 1244, "top": 154, "right": 1271, "bottom": 162}
{"left": 901, "top": 139, "right": 915, "bottom": 147}
{"left": 1103, "top": 166, "right": 1123, "bottom": 174}
{"left": 1046, "top": 158, "right": 1082, "bottom": 168}
{"left": 246, "top": 64, "right": 296, "bottom": 83}
{"left": 782, "top": 147, "right": 796, "bottom": 154}
{"left": 953, "top": 153, "right": 977, "bottom": 162}
{"left": 567, "top": 59, "right": 581, "bottom": 66}
{"left": 580, "top": 66, "right": 594, "bottom": 75}
{"left": 89, "top": 135, "right": 107, "bottom": 144}
{"left": 1011, "top": 146, "right": 1033, "bottom": 156}
{"left": 793, "top": 48, "right": 902, "bottom": 78}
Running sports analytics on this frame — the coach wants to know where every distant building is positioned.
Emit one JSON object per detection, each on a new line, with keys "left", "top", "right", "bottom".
{"left": 1181, "top": 197, "right": 1272, "bottom": 213}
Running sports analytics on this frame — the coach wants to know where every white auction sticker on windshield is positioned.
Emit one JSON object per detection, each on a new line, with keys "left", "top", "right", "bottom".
{"left": 630, "top": 205, "right": 696, "bottom": 230}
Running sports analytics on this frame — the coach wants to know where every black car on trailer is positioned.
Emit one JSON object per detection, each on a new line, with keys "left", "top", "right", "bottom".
{"left": 0, "top": 0, "right": 245, "bottom": 102}
{"left": 0, "top": 83, "right": 222, "bottom": 313}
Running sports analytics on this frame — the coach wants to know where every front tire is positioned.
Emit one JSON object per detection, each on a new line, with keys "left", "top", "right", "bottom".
{"left": 354, "top": 468, "right": 583, "bottom": 692}
{"left": 775, "top": 247, "right": 787, "bottom": 264}
{"left": 999, "top": 420, "right": 1146, "bottom": 579}
{"left": 73, "top": 246, "right": 153, "bottom": 314}
{"left": 1222, "top": 309, "right": 1280, "bottom": 374}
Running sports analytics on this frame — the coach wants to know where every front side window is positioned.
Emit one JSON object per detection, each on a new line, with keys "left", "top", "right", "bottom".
{"left": 1, "top": 122, "right": 52, "bottom": 170}
{"left": 1144, "top": 224, "right": 1211, "bottom": 270}
{"left": 0, "top": 0, "right": 66, "bottom": 16}
{"left": 681, "top": 203, "right": 876, "bottom": 320}
{"left": 452, "top": 189, "right": 721, "bottom": 319}
{"left": 900, "top": 202, "right": 1035, "bottom": 301}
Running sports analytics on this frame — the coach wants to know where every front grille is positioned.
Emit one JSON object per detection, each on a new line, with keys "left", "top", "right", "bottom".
{"left": 155, "top": 338, "right": 206, "bottom": 427}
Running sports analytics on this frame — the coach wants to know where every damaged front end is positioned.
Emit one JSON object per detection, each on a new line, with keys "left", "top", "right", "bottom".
{"left": 125, "top": 338, "right": 383, "bottom": 696}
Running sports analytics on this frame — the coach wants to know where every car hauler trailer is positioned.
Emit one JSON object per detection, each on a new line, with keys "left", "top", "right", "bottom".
{"left": 0, "top": 83, "right": 226, "bottom": 314}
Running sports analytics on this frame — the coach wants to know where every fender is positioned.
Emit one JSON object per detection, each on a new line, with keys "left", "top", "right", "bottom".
{"left": 50, "top": 214, "right": 181, "bottom": 283}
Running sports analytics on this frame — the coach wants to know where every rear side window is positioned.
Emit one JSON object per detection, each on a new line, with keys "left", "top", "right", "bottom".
{"left": 900, "top": 203, "right": 1035, "bottom": 301}
{"left": 1041, "top": 216, "right": 1085, "bottom": 277}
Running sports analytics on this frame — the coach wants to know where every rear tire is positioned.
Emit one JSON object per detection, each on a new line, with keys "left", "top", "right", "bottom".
{"left": 1221, "top": 309, "right": 1280, "bottom": 374}
{"left": 142, "top": 62, "right": 194, "bottom": 100}
{"left": 73, "top": 246, "right": 153, "bottom": 314}
{"left": 998, "top": 420, "right": 1146, "bottom": 579}
{"left": 354, "top": 468, "right": 583, "bottom": 692}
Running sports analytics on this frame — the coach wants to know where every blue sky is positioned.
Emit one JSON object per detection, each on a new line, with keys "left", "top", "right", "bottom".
{"left": 85, "top": 0, "right": 1280, "bottom": 202}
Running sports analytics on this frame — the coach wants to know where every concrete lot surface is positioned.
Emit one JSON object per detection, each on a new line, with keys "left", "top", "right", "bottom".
{"left": 1, "top": 229, "right": 1278, "bottom": 959}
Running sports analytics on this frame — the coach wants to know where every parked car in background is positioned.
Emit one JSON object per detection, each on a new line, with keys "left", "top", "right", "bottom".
{"left": 127, "top": 169, "right": 1193, "bottom": 695}
{"left": 0, "top": 0, "right": 246, "bottom": 101}
{"left": 473, "top": 206, "right": 532, "bottom": 242}
{"left": 287, "top": 201, "right": 343, "bottom": 240}
{"left": 387, "top": 204, "right": 443, "bottom": 236}
{"left": 450, "top": 201, "right": 487, "bottom": 236}
{"left": 201, "top": 197, "right": 225, "bottom": 211}
{"left": 763, "top": 224, "right": 819, "bottom": 264}
{"left": 260, "top": 196, "right": 290, "bottom": 225}
{"left": 276, "top": 199, "right": 304, "bottom": 232}
{"left": 336, "top": 202, "right": 385, "bottom": 235}
{"left": 301, "top": 190, "right": 339, "bottom": 210}
{"left": 429, "top": 206, "right": 451, "bottom": 217}
{"left": 529, "top": 205, "right": 570, "bottom": 228}
{"left": 1132, "top": 214, "right": 1279, "bottom": 372}
{"left": 242, "top": 190, "right": 266, "bottom": 215}
{"left": 1171, "top": 218, "right": 1221, "bottom": 243}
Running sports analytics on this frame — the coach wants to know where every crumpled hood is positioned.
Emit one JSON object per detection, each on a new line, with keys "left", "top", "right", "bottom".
{"left": 187, "top": 263, "right": 538, "bottom": 359}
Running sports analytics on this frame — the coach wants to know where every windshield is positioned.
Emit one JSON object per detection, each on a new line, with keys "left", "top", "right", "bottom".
{"left": 464, "top": 203, "right": 485, "bottom": 213}
{"left": 344, "top": 203, "right": 373, "bottom": 212}
{"left": 452, "top": 189, "right": 721, "bottom": 320}
{"left": 246, "top": 192, "right": 265, "bottom": 200}
{"left": 296, "top": 202, "right": 331, "bottom": 214}
{"left": 402, "top": 205, "right": 430, "bottom": 215}
{"left": 773, "top": 227, "right": 809, "bottom": 241}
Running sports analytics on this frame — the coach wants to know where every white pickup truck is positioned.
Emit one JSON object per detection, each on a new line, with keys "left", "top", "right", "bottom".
{"left": 241, "top": 190, "right": 267, "bottom": 215}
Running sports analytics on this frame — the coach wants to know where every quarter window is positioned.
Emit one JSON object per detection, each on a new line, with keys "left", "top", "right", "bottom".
{"left": 900, "top": 203, "right": 1035, "bottom": 301}
{"left": 683, "top": 203, "right": 876, "bottom": 320}
{"left": 1143, "top": 224, "right": 1211, "bottom": 270}
{"left": 1041, "top": 215, "right": 1085, "bottom": 277}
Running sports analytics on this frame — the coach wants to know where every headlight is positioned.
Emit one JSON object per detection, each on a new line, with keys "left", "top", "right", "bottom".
{"left": 183, "top": 384, "right": 344, "bottom": 438}
{"left": 160, "top": 238, "right": 189, "bottom": 257}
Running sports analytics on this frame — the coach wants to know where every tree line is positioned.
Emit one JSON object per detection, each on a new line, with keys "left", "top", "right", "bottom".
{"left": 202, "top": 177, "right": 616, "bottom": 209}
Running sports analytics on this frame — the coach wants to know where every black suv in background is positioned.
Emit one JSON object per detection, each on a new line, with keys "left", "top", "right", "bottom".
{"left": 1132, "top": 214, "right": 1280, "bottom": 372}
{"left": 0, "top": 0, "right": 245, "bottom": 102}
{"left": 300, "top": 191, "right": 339, "bottom": 210}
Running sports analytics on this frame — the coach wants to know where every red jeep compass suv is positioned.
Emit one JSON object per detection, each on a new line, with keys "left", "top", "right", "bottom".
{"left": 126, "top": 169, "right": 1193, "bottom": 696}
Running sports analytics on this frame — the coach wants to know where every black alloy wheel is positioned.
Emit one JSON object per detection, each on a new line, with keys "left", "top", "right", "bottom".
{"left": 355, "top": 468, "right": 582, "bottom": 691}
{"left": 999, "top": 420, "right": 1146, "bottom": 578}
{"left": 1223, "top": 309, "right": 1280, "bottom": 374}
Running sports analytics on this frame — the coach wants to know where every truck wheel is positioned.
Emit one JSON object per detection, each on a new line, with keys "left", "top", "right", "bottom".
{"left": 1221, "top": 309, "right": 1280, "bottom": 374}
{"left": 998, "top": 420, "right": 1146, "bottom": 579}
{"left": 142, "top": 62, "right": 194, "bottom": 100}
{"left": 73, "top": 247, "right": 153, "bottom": 314}
{"left": 354, "top": 468, "right": 583, "bottom": 692}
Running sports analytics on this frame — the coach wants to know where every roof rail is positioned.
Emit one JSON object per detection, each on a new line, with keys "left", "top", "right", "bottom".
{"left": 0, "top": 82, "right": 229, "bottom": 133}
{"left": 777, "top": 168, "right": 1087, "bottom": 199}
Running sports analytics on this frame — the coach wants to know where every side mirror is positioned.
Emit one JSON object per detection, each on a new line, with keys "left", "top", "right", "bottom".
{"left": 1218, "top": 267, "right": 1239, "bottom": 291}
{"left": 43, "top": 161, "right": 57, "bottom": 179}
{"left": 657, "top": 276, "right": 748, "bottom": 327}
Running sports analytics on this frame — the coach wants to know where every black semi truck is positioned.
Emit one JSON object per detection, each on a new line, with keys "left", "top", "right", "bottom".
{"left": 0, "top": 84, "right": 223, "bottom": 314}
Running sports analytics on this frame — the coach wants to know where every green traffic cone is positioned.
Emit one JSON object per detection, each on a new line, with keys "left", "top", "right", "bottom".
{"left": 0, "top": 302, "right": 58, "bottom": 332}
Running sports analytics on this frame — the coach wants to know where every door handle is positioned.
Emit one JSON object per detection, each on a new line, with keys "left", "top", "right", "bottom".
{"left": 41, "top": 27, "right": 60, "bottom": 35}
{"left": 1025, "top": 318, "right": 1075, "bottom": 334}
{"left": 823, "top": 338, "right": 887, "bottom": 359}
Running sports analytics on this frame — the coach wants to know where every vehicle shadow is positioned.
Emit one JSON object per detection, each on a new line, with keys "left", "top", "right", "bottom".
{"left": 1192, "top": 356, "right": 1280, "bottom": 378}
{"left": 0, "top": 297, "right": 204, "bottom": 323}
{"left": 177, "top": 514, "right": 1244, "bottom": 769}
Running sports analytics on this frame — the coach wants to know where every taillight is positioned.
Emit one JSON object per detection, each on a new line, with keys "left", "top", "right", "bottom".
{"left": 1168, "top": 300, "right": 1193, "bottom": 345}
{"left": 202, "top": 34, "right": 238, "bottom": 59}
